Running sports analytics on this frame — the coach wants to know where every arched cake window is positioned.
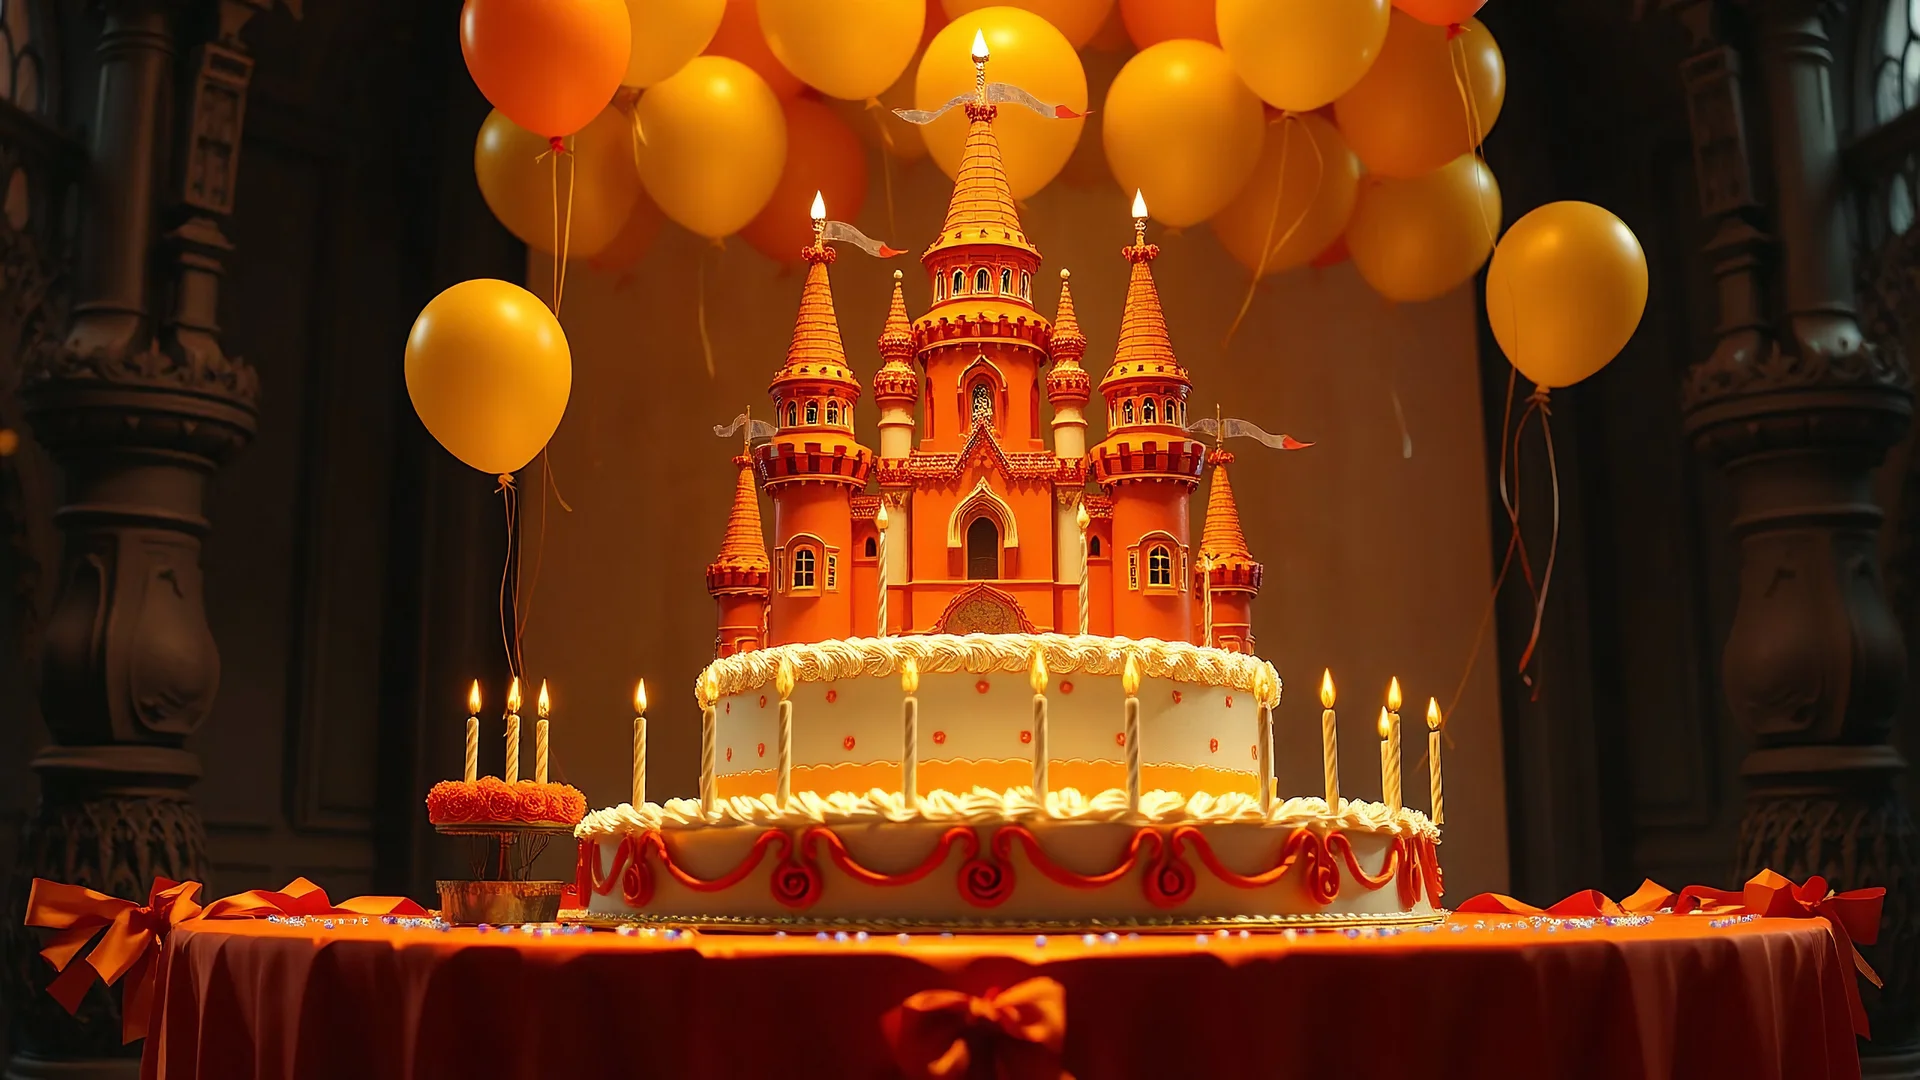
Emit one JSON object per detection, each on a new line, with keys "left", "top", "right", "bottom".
{"left": 1166, "top": 398, "right": 1179, "bottom": 424}
{"left": 1148, "top": 545, "right": 1173, "bottom": 587}
{"left": 786, "top": 401, "right": 798, "bottom": 426}
{"left": 1000, "top": 267, "right": 1013, "bottom": 294}
{"left": 792, "top": 547, "right": 817, "bottom": 590}
{"left": 975, "top": 267, "right": 991, "bottom": 293}
{"left": 971, "top": 381, "right": 993, "bottom": 424}
{"left": 825, "top": 400, "right": 839, "bottom": 425}
{"left": 935, "top": 275, "right": 946, "bottom": 301}
{"left": 1123, "top": 400, "right": 1135, "bottom": 425}
{"left": 1142, "top": 399, "right": 1157, "bottom": 424}
{"left": 864, "top": 536, "right": 877, "bottom": 557}
{"left": 805, "top": 400, "right": 820, "bottom": 425}
{"left": 952, "top": 268, "right": 966, "bottom": 295}
{"left": 966, "top": 517, "right": 1000, "bottom": 579}
{"left": 1020, "top": 271, "right": 1030, "bottom": 298}
{"left": 1089, "top": 536, "right": 1103, "bottom": 557}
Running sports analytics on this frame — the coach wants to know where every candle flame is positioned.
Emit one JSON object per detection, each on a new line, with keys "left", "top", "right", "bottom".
{"left": 537, "top": 679, "right": 551, "bottom": 719}
{"left": 1320, "top": 669, "right": 1335, "bottom": 709}
{"left": 1427, "top": 697, "right": 1441, "bottom": 732}
{"left": 901, "top": 656, "right": 920, "bottom": 695}
{"left": 468, "top": 680, "right": 482, "bottom": 716}
{"left": 635, "top": 679, "right": 648, "bottom": 716}
{"left": 1131, "top": 189, "right": 1148, "bottom": 219}
{"left": 971, "top": 29, "right": 989, "bottom": 60}
{"left": 1121, "top": 653, "right": 1141, "bottom": 697}
{"left": 1387, "top": 676, "right": 1403, "bottom": 713}
{"left": 700, "top": 668, "right": 720, "bottom": 707}
{"left": 876, "top": 502, "right": 890, "bottom": 531}
{"left": 1030, "top": 649, "right": 1048, "bottom": 695}
{"left": 1377, "top": 707, "right": 1391, "bottom": 740}
{"left": 1075, "top": 502, "right": 1090, "bottom": 532}
{"left": 506, "top": 676, "right": 522, "bottom": 714}
{"left": 810, "top": 190, "right": 826, "bottom": 222}
{"left": 775, "top": 656, "right": 796, "bottom": 700}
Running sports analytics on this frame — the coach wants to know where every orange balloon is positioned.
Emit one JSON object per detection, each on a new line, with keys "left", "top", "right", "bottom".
{"left": 1311, "top": 234, "right": 1350, "bottom": 269}
{"left": 1486, "top": 201, "right": 1648, "bottom": 388}
{"left": 924, "top": 0, "right": 946, "bottom": 44}
{"left": 740, "top": 98, "right": 870, "bottom": 262}
{"left": 588, "top": 191, "right": 666, "bottom": 277}
{"left": 944, "top": 0, "right": 1115, "bottom": 49}
{"left": 1210, "top": 113, "right": 1360, "bottom": 276}
{"left": 1395, "top": 0, "right": 1485, "bottom": 27}
{"left": 706, "top": 0, "right": 803, "bottom": 99}
{"left": 1346, "top": 154, "right": 1501, "bottom": 302}
{"left": 1118, "top": 0, "right": 1217, "bottom": 48}
{"left": 474, "top": 107, "right": 642, "bottom": 258}
{"left": 837, "top": 53, "right": 930, "bottom": 162}
{"left": 1334, "top": 12, "right": 1503, "bottom": 179}
{"left": 461, "top": 0, "right": 632, "bottom": 137}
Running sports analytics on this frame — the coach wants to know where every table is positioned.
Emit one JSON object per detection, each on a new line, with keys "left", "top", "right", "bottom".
{"left": 141, "top": 910, "right": 1865, "bottom": 1080}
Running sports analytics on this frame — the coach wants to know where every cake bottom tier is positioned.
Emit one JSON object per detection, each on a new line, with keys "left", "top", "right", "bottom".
{"left": 575, "top": 819, "right": 1444, "bottom": 930}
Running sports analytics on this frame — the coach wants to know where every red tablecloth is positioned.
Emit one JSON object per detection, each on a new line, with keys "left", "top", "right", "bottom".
{"left": 142, "top": 913, "right": 1863, "bottom": 1080}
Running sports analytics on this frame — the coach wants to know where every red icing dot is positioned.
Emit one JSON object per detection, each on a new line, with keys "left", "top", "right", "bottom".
{"left": 757, "top": 742, "right": 766, "bottom": 758}
{"left": 825, "top": 688, "right": 838, "bottom": 704}
{"left": 1115, "top": 732, "right": 1127, "bottom": 748}
{"left": 1224, "top": 695, "right": 1234, "bottom": 708}
{"left": 1060, "top": 681, "right": 1074, "bottom": 694}
{"left": 934, "top": 731, "right": 947, "bottom": 745}
{"left": 975, "top": 679, "right": 991, "bottom": 695}
{"left": 1209, "top": 737, "right": 1219, "bottom": 754}
{"left": 726, "top": 746, "right": 733, "bottom": 762}
{"left": 1171, "top": 690, "right": 1183, "bottom": 705}
{"left": 758, "top": 695, "right": 768, "bottom": 709}
{"left": 725, "top": 702, "right": 732, "bottom": 714}
{"left": 1251, "top": 744, "right": 1258, "bottom": 759}
{"left": 1019, "top": 729, "right": 1032, "bottom": 744}
{"left": 843, "top": 734, "right": 856, "bottom": 751}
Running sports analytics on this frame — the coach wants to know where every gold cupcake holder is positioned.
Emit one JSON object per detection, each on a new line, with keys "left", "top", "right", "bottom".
{"left": 433, "top": 821, "right": 575, "bottom": 924}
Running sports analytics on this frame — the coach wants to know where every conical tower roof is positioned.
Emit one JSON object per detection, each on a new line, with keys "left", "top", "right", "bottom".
{"left": 1201, "top": 453, "right": 1252, "bottom": 563}
{"left": 875, "top": 269, "right": 918, "bottom": 404}
{"left": 708, "top": 454, "right": 770, "bottom": 595}
{"left": 925, "top": 103, "right": 1038, "bottom": 259}
{"left": 771, "top": 244, "right": 860, "bottom": 396}
{"left": 1047, "top": 268, "right": 1091, "bottom": 405}
{"left": 1103, "top": 240, "right": 1189, "bottom": 389}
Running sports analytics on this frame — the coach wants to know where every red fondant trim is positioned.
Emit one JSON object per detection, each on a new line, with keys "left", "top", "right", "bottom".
{"left": 803, "top": 825, "right": 978, "bottom": 888}
{"left": 993, "top": 825, "right": 1163, "bottom": 889}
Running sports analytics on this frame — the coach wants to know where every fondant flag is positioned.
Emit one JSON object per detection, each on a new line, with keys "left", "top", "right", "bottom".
{"left": 713, "top": 414, "right": 778, "bottom": 444}
{"left": 892, "top": 83, "right": 1087, "bottom": 126}
{"left": 1186, "top": 417, "right": 1313, "bottom": 451}
{"left": 822, "top": 220, "right": 904, "bottom": 259}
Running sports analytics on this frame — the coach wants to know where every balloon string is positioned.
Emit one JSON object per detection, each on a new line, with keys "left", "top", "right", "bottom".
{"left": 1450, "top": 34, "right": 1499, "bottom": 253}
{"left": 556, "top": 137, "right": 577, "bottom": 315}
{"left": 496, "top": 473, "right": 521, "bottom": 680}
{"left": 1516, "top": 387, "right": 1559, "bottom": 679}
{"left": 698, "top": 245, "right": 718, "bottom": 378}
{"left": 1222, "top": 113, "right": 1322, "bottom": 348}
{"left": 868, "top": 103, "right": 899, "bottom": 240}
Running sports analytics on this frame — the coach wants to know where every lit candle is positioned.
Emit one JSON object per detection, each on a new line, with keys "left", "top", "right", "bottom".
{"left": 1320, "top": 669, "right": 1340, "bottom": 812}
{"left": 699, "top": 669, "right": 718, "bottom": 814}
{"left": 971, "top": 29, "right": 989, "bottom": 100}
{"left": 1030, "top": 649, "right": 1050, "bottom": 804}
{"left": 1256, "top": 669, "right": 1274, "bottom": 812}
{"left": 1386, "top": 677, "right": 1403, "bottom": 812}
{"left": 776, "top": 657, "right": 796, "bottom": 807}
{"left": 535, "top": 680, "right": 551, "bottom": 785}
{"left": 632, "top": 679, "right": 648, "bottom": 808}
{"left": 1123, "top": 652, "right": 1142, "bottom": 813}
{"left": 810, "top": 190, "right": 826, "bottom": 246}
{"left": 1132, "top": 189, "right": 1149, "bottom": 244}
{"left": 504, "top": 677, "right": 522, "bottom": 784}
{"left": 1427, "top": 697, "right": 1444, "bottom": 826}
{"left": 1201, "top": 552, "right": 1214, "bottom": 647}
{"left": 1075, "top": 502, "right": 1090, "bottom": 636}
{"left": 464, "top": 680, "right": 481, "bottom": 783}
{"left": 901, "top": 657, "right": 920, "bottom": 808}
{"left": 876, "top": 502, "right": 890, "bottom": 637}
{"left": 1378, "top": 708, "right": 1398, "bottom": 812}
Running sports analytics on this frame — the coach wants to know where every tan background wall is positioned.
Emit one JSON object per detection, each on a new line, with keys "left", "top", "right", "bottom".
{"left": 521, "top": 140, "right": 1513, "bottom": 897}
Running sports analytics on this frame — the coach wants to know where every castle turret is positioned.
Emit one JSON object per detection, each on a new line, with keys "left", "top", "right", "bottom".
{"left": 1047, "top": 269, "right": 1093, "bottom": 627}
{"left": 758, "top": 235, "right": 871, "bottom": 644}
{"left": 1197, "top": 449, "right": 1262, "bottom": 653}
{"left": 707, "top": 454, "right": 771, "bottom": 656}
{"left": 1089, "top": 196, "right": 1205, "bottom": 641}
{"left": 873, "top": 269, "right": 918, "bottom": 635}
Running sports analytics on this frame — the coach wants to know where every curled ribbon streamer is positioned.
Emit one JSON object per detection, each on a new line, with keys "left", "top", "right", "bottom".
{"left": 25, "top": 876, "right": 426, "bottom": 1043}
{"left": 881, "top": 977, "right": 1072, "bottom": 1080}
{"left": 1456, "top": 868, "right": 1885, "bottom": 1037}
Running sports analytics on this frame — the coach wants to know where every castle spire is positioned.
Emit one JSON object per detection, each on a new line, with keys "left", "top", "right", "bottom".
{"left": 1104, "top": 194, "right": 1186, "bottom": 386}
{"left": 1047, "top": 268, "right": 1091, "bottom": 406}
{"left": 710, "top": 455, "right": 771, "bottom": 580}
{"left": 924, "top": 42, "right": 1037, "bottom": 260}
{"left": 1201, "top": 450, "right": 1253, "bottom": 565}
{"left": 874, "top": 269, "right": 919, "bottom": 410}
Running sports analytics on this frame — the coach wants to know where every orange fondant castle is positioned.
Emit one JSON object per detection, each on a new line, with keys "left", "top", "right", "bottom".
{"left": 706, "top": 99, "right": 1262, "bottom": 655}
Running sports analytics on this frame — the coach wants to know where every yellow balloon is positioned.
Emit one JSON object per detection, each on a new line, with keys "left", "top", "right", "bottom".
{"left": 475, "top": 107, "right": 642, "bottom": 259}
{"left": 1217, "top": 0, "right": 1389, "bottom": 112}
{"left": 1334, "top": 12, "right": 1503, "bottom": 179}
{"left": 942, "top": 0, "right": 1114, "bottom": 49}
{"left": 622, "top": 0, "right": 725, "bottom": 87}
{"left": 1346, "top": 153, "right": 1501, "bottom": 303}
{"left": 1103, "top": 40, "right": 1263, "bottom": 228}
{"left": 1210, "top": 113, "right": 1360, "bottom": 277}
{"left": 634, "top": 56, "right": 788, "bottom": 239}
{"left": 1486, "top": 201, "right": 1648, "bottom": 388}
{"left": 405, "top": 280, "right": 572, "bottom": 476}
{"left": 757, "top": 0, "right": 924, "bottom": 100}
{"left": 916, "top": 9, "right": 1086, "bottom": 200}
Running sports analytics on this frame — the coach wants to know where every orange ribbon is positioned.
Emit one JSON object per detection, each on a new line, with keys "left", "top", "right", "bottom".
{"left": 1456, "top": 869, "right": 1885, "bottom": 1037}
{"left": 24, "top": 876, "right": 427, "bottom": 1044}
{"left": 881, "top": 977, "right": 1072, "bottom": 1080}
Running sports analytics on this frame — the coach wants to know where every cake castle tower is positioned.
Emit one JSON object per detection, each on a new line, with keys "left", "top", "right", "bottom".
{"left": 705, "top": 73, "right": 1263, "bottom": 657}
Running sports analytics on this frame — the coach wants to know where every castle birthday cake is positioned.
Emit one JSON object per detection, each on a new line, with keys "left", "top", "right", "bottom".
{"left": 574, "top": 65, "right": 1442, "bottom": 929}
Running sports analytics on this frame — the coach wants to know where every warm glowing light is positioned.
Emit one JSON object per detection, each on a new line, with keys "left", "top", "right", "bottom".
{"left": 1427, "top": 697, "right": 1441, "bottom": 732}
{"left": 700, "top": 669, "right": 720, "bottom": 707}
{"left": 1075, "top": 502, "right": 1090, "bottom": 532}
{"left": 876, "top": 502, "right": 890, "bottom": 531}
{"left": 901, "top": 656, "right": 920, "bottom": 695}
{"left": 1377, "top": 707, "right": 1392, "bottom": 740}
{"left": 506, "top": 676, "right": 522, "bottom": 714}
{"left": 775, "top": 657, "right": 796, "bottom": 700}
{"left": 1030, "top": 649, "right": 1049, "bottom": 695}
{"left": 537, "top": 680, "right": 551, "bottom": 719}
{"left": 1122, "top": 653, "right": 1141, "bottom": 697}
{"left": 1319, "top": 669, "right": 1335, "bottom": 709}
{"left": 1131, "top": 189, "right": 1148, "bottom": 219}
{"left": 1387, "top": 676, "right": 1403, "bottom": 713}
{"left": 635, "top": 679, "right": 648, "bottom": 716}
{"left": 467, "top": 680, "right": 482, "bottom": 716}
{"left": 810, "top": 190, "right": 826, "bottom": 221}
{"left": 971, "top": 29, "right": 989, "bottom": 60}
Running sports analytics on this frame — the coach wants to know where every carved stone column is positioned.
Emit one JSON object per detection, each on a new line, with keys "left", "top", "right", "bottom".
{"left": 1676, "top": 0, "right": 1920, "bottom": 1069}
{"left": 1, "top": 3, "right": 264, "bottom": 1076}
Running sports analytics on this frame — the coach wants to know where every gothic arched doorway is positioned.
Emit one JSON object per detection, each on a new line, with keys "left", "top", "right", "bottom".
{"left": 966, "top": 516, "right": 999, "bottom": 579}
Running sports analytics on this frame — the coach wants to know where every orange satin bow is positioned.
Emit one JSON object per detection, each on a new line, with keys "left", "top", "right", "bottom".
{"left": 881, "top": 977, "right": 1073, "bottom": 1080}
{"left": 1457, "top": 868, "right": 1886, "bottom": 1037}
{"left": 25, "top": 876, "right": 427, "bottom": 1043}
